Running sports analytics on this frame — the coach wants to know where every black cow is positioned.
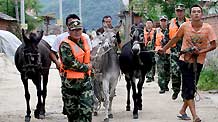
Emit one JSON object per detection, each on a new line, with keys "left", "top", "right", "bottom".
{"left": 119, "top": 26, "right": 154, "bottom": 119}
{"left": 15, "top": 29, "right": 51, "bottom": 122}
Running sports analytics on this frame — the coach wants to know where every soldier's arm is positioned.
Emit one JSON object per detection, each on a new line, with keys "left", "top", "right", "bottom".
{"left": 49, "top": 50, "right": 60, "bottom": 69}
{"left": 59, "top": 42, "right": 89, "bottom": 72}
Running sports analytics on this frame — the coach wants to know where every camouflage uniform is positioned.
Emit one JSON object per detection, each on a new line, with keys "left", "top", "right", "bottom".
{"left": 59, "top": 39, "right": 93, "bottom": 122}
{"left": 170, "top": 43, "right": 182, "bottom": 94}
{"left": 157, "top": 28, "right": 170, "bottom": 91}
{"left": 169, "top": 18, "right": 188, "bottom": 96}
{"left": 146, "top": 58, "right": 155, "bottom": 82}
{"left": 157, "top": 54, "right": 170, "bottom": 90}
{"left": 145, "top": 30, "right": 156, "bottom": 82}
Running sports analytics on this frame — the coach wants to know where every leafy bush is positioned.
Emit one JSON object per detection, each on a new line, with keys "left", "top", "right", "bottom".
{"left": 198, "top": 52, "right": 218, "bottom": 91}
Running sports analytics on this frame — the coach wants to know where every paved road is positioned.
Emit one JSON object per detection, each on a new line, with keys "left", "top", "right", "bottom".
{"left": 0, "top": 58, "right": 218, "bottom": 122}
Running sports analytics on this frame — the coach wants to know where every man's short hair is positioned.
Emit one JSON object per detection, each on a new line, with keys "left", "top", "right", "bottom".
{"left": 146, "top": 19, "right": 153, "bottom": 23}
{"left": 102, "top": 15, "right": 112, "bottom": 23}
{"left": 65, "top": 14, "right": 80, "bottom": 25}
{"left": 190, "top": 4, "right": 203, "bottom": 14}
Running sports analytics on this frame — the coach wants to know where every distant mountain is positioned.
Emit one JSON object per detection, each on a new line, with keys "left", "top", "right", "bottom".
{"left": 39, "top": 0, "right": 125, "bottom": 31}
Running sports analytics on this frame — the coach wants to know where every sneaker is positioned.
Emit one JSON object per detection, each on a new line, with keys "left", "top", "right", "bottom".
{"left": 159, "top": 90, "right": 165, "bottom": 94}
{"left": 172, "top": 92, "right": 178, "bottom": 100}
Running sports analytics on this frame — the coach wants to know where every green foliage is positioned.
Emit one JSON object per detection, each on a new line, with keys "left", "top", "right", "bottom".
{"left": 0, "top": 0, "right": 43, "bottom": 32}
{"left": 0, "top": 0, "right": 16, "bottom": 16}
{"left": 26, "top": 15, "right": 43, "bottom": 31}
{"left": 129, "top": 0, "right": 199, "bottom": 20}
{"left": 198, "top": 57, "right": 218, "bottom": 90}
{"left": 158, "top": 0, "right": 199, "bottom": 19}
{"left": 198, "top": 68, "right": 218, "bottom": 91}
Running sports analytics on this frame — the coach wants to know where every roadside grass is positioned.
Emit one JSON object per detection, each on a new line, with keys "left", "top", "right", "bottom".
{"left": 198, "top": 68, "right": 218, "bottom": 91}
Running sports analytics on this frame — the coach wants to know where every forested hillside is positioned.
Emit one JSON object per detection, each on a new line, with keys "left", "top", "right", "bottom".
{"left": 39, "top": 0, "right": 124, "bottom": 30}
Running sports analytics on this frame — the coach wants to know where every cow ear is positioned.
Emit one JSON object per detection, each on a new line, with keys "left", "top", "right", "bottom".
{"left": 113, "top": 20, "right": 122, "bottom": 33}
{"left": 37, "top": 30, "right": 44, "bottom": 42}
{"left": 22, "top": 29, "right": 30, "bottom": 44}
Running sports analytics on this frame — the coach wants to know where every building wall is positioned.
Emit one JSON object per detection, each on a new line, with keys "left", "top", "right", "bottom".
{"left": 0, "top": 20, "right": 10, "bottom": 30}
{"left": 202, "top": 14, "right": 218, "bottom": 37}
{"left": 0, "top": 20, "right": 21, "bottom": 39}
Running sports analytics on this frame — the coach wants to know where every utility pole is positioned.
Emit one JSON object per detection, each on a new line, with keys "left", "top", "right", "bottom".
{"left": 59, "top": 0, "right": 63, "bottom": 33}
{"left": 15, "top": 0, "right": 19, "bottom": 21}
{"left": 79, "top": 0, "right": 82, "bottom": 21}
{"left": 21, "top": 0, "right": 27, "bottom": 29}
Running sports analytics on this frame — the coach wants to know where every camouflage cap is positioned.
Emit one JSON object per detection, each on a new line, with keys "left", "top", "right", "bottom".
{"left": 159, "top": 15, "right": 168, "bottom": 21}
{"left": 68, "top": 20, "right": 83, "bottom": 31}
{"left": 175, "top": 3, "right": 185, "bottom": 11}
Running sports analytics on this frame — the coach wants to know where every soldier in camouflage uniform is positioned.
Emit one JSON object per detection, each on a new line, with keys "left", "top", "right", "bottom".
{"left": 144, "top": 19, "right": 156, "bottom": 82}
{"left": 169, "top": 3, "right": 189, "bottom": 100}
{"left": 155, "top": 15, "right": 171, "bottom": 94}
{"left": 59, "top": 19, "right": 93, "bottom": 122}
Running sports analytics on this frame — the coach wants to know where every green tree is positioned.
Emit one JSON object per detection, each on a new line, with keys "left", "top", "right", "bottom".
{"left": 0, "top": 0, "right": 43, "bottom": 32}
{"left": 0, "top": 0, "right": 16, "bottom": 16}
{"left": 129, "top": 0, "right": 199, "bottom": 21}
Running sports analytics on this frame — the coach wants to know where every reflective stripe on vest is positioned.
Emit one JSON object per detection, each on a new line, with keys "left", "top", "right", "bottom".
{"left": 59, "top": 36, "right": 91, "bottom": 79}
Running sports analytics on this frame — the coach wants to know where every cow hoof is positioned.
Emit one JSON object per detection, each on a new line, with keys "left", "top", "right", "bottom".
{"left": 126, "top": 106, "right": 130, "bottom": 111}
{"left": 39, "top": 110, "right": 45, "bottom": 119}
{"left": 133, "top": 114, "right": 138, "bottom": 119}
{"left": 103, "top": 118, "right": 109, "bottom": 122}
{"left": 108, "top": 113, "right": 113, "bottom": 118}
{"left": 39, "top": 114, "right": 45, "bottom": 119}
{"left": 93, "top": 111, "right": 98, "bottom": 116}
{"left": 25, "top": 115, "right": 31, "bottom": 122}
{"left": 138, "top": 106, "right": 142, "bottom": 110}
{"left": 34, "top": 109, "right": 40, "bottom": 119}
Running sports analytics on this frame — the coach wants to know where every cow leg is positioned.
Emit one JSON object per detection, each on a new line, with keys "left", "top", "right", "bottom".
{"left": 137, "top": 72, "right": 146, "bottom": 110}
{"left": 108, "top": 73, "right": 119, "bottom": 119}
{"left": 125, "top": 75, "right": 131, "bottom": 111}
{"left": 21, "top": 75, "right": 31, "bottom": 122}
{"left": 32, "top": 75, "right": 43, "bottom": 119}
{"left": 108, "top": 96, "right": 113, "bottom": 119}
{"left": 131, "top": 77, "right": 138, "bottom": 119}
{"left": 102, "top": 78, "right": 109, "bottom": 121}
{"left": 93, "top": 94, "right": 99, "bottom": 116}
{"left": 41, "top": 74, "right": 48, "bottom": 118}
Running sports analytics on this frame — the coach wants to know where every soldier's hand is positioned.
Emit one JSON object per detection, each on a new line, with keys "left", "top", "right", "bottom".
{"left": 157, "top": 48, "right": 165, "bottom": 55}
{"left": 193, "top": 46, "right": 200, "bottom": 55}
{"left": 87, "top": 64, "right": 92, "bottom": 70}
{"left": 55, "top": 61, "right": 61, "bottom": 70}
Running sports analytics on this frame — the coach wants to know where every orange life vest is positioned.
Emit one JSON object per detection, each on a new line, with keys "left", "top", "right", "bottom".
{"left": 169, "top": 17, "right": 189, "bottom": 47}
{"left": 59, "top": 36, "right": 91, "bottom": 79}
{"left": 144, "top": 28, "right": 155, "bottom": 46}
{"left": 155, "top": 28, "right": 170, "bottom": 54}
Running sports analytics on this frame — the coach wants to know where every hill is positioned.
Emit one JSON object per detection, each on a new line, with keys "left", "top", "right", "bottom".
{"left": 39, "top": 0, "right": 124, "bottom": 31}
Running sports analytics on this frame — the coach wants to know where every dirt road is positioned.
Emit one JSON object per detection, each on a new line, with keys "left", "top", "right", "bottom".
{"left": 0, "top": 55, "right": 218, "bottom": 122}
